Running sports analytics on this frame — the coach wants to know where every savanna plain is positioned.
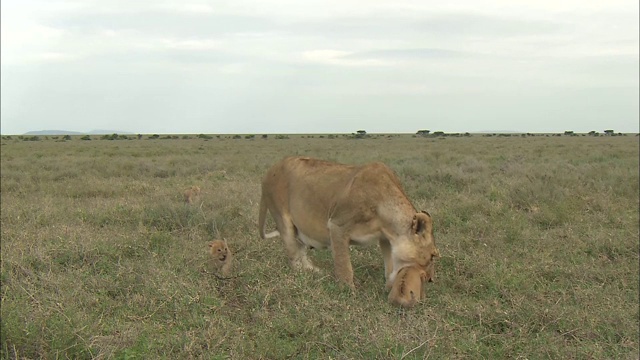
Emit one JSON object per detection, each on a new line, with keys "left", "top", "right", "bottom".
{"left": 1, "top": 133, "right": 638, "bottom": 359}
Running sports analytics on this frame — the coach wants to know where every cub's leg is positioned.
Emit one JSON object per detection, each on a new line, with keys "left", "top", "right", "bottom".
{"left": 220, "top": 256, "right": 233, "bottom": 276}
{"left": 328, "top": 223, "right": 355, "bottom": 288}
{"left": 278, "top": 215, "right": 318, "bottom": 272}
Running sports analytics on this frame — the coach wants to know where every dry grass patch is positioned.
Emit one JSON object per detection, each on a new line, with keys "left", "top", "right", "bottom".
{"left": 1, "top": 135, "right": 638, "bottom": 359}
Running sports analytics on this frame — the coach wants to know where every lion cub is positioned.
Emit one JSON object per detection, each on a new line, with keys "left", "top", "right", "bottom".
{"left": 388, "top": 265, "right": 428, "bottom": 308}
{"left": 183, "top": 186, "right": 201, "bottom": 204}
{"left": 208, "top": 240, "right": 233, "bottom": 276}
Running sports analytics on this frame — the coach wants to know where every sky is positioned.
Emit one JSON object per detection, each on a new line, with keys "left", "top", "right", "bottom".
{"left": 1, "top": 0, "right": 638, "bottom": 135}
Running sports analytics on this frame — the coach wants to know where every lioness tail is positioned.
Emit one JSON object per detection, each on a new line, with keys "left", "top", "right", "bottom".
{"left": 258, "top": 194, "right": 280, "bottom": 239}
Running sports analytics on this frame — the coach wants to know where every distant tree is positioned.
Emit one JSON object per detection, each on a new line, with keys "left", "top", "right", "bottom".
{"left": 149, "top": 134, "right": 160, "bottom": 139}
{"left": 604, "top": 129, "right": 614, "bottom": 136}
{"left": 352, "top": 130, "right": 368, "bottom": 139}
{"left": 588, "top": 131, "right": 597, "bottom": 136}
{"left": 564, "top": 131, "right": 574, "bottom": 136}
{"left": 233, "top": 135, "right": 242, "bottom": 139}
{"left": 80, "top": 135, "right": 91, "bottom": 141}
{"left": 262, "top": 134, "right": 268, "bottom": 139}
{"left": 63, "top": 135, "right": 73, "bottom": 140}
{"left": 197, "top": 134, "right": 213, "bottom": 139}
{"left": 433, "top": 131, "right": 445, "bottom": 137}
{"left": 245, "top": 134, "right": 255, "bottom": 139}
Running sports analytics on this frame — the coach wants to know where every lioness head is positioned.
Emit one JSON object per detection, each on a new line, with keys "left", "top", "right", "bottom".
{"left": 389, "top": 211, "right": 439, "bottom": 285}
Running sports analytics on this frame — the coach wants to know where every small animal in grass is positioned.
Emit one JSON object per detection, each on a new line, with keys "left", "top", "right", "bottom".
{"left": 183, "top": 186, "right": 201, "bottom": 204}
{"left": 208, "top": 240, "right": 233, "bottom": 276}
{"left": 388, "top": 265, "right": 428, "bottom": 308}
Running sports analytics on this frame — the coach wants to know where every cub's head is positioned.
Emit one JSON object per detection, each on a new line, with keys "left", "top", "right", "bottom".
{"left": 184, "top": 186, "right": 201, "bottom": 204}
{"left": 208, "top": 240, "right": 229, "bottom": 262}
{"left": 388, "top": 265, "right": 428, "bottom": 308}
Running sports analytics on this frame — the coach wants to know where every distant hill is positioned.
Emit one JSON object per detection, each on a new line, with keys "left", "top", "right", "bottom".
{"left": 24, "top": 129, "right": 134, "bottom": 135}
{"left": 24, "top": 130, "right": 83, "bottom": 135}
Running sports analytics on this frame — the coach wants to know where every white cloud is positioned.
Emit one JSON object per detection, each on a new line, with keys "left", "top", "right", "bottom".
{"left": 37, "top": 51, "right": 77, "bottom": 62}
{"left": 1, "top": 0, "right": 638, "bottom": 134}
{"left": 156, "top": 2, "right": 216, "bottom": 14}
{"left": 160, "top": 38, "right": 221, "bottom": 51}
{"left": 302, "top": 49, "right": 396, "bottom": 67}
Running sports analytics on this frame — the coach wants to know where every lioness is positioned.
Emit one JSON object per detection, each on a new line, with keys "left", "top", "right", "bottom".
{"left": 258, "top": 156, "right": 439, "bottom": 289}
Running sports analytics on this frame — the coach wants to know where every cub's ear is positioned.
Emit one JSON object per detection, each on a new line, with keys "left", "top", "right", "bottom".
{"left": 421, "top": 210, "right": 431, "bottom": 217}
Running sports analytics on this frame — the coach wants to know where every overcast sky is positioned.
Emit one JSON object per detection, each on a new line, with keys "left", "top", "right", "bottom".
{"left": 1, "top": 0, "right": 638, "bottom": 135}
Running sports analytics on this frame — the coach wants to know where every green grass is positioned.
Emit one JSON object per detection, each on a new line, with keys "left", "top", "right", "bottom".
{"left": 1, "top": 134, "right": 638, "bottom": 359}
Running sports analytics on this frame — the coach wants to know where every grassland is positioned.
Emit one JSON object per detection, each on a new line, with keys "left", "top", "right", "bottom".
{"left": 1, "top": 134, "right": 638, "bottom": 359}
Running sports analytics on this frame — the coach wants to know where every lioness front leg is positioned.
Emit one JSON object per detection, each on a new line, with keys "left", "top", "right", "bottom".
{"left": 329, "top": 224, "right": 355, "bottom": 288}
{"left": 379, "top": 238, "right": 393, "bottom": 289}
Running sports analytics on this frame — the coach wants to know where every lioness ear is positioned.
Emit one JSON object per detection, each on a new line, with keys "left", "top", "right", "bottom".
{"left": 412, "top": 213, "right": 431, "bottom": 234}
{"left": 412, "top": 215, "right": 420, "bottom": 234}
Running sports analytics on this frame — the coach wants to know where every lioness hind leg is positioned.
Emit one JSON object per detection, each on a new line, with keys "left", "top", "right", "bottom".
{"left": 278, "top": 216, "right": 318, "bottom": 272}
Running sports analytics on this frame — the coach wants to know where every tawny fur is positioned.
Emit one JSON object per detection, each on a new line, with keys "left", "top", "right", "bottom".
{"left": 183, "top": 186, "right": 201, "bottom": 204}
{"left": 388, "top": 265, "right": 428, "bottom": 308}
{"left": 208, "top": 240, "right": 233, "bottom": 276}
{"left": 258, "top": 156, "right": 440, "bottom": 289}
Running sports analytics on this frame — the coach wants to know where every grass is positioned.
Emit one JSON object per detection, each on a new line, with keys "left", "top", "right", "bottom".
{"left": 1, "top": 134, "right": 638, "bottom": 359}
